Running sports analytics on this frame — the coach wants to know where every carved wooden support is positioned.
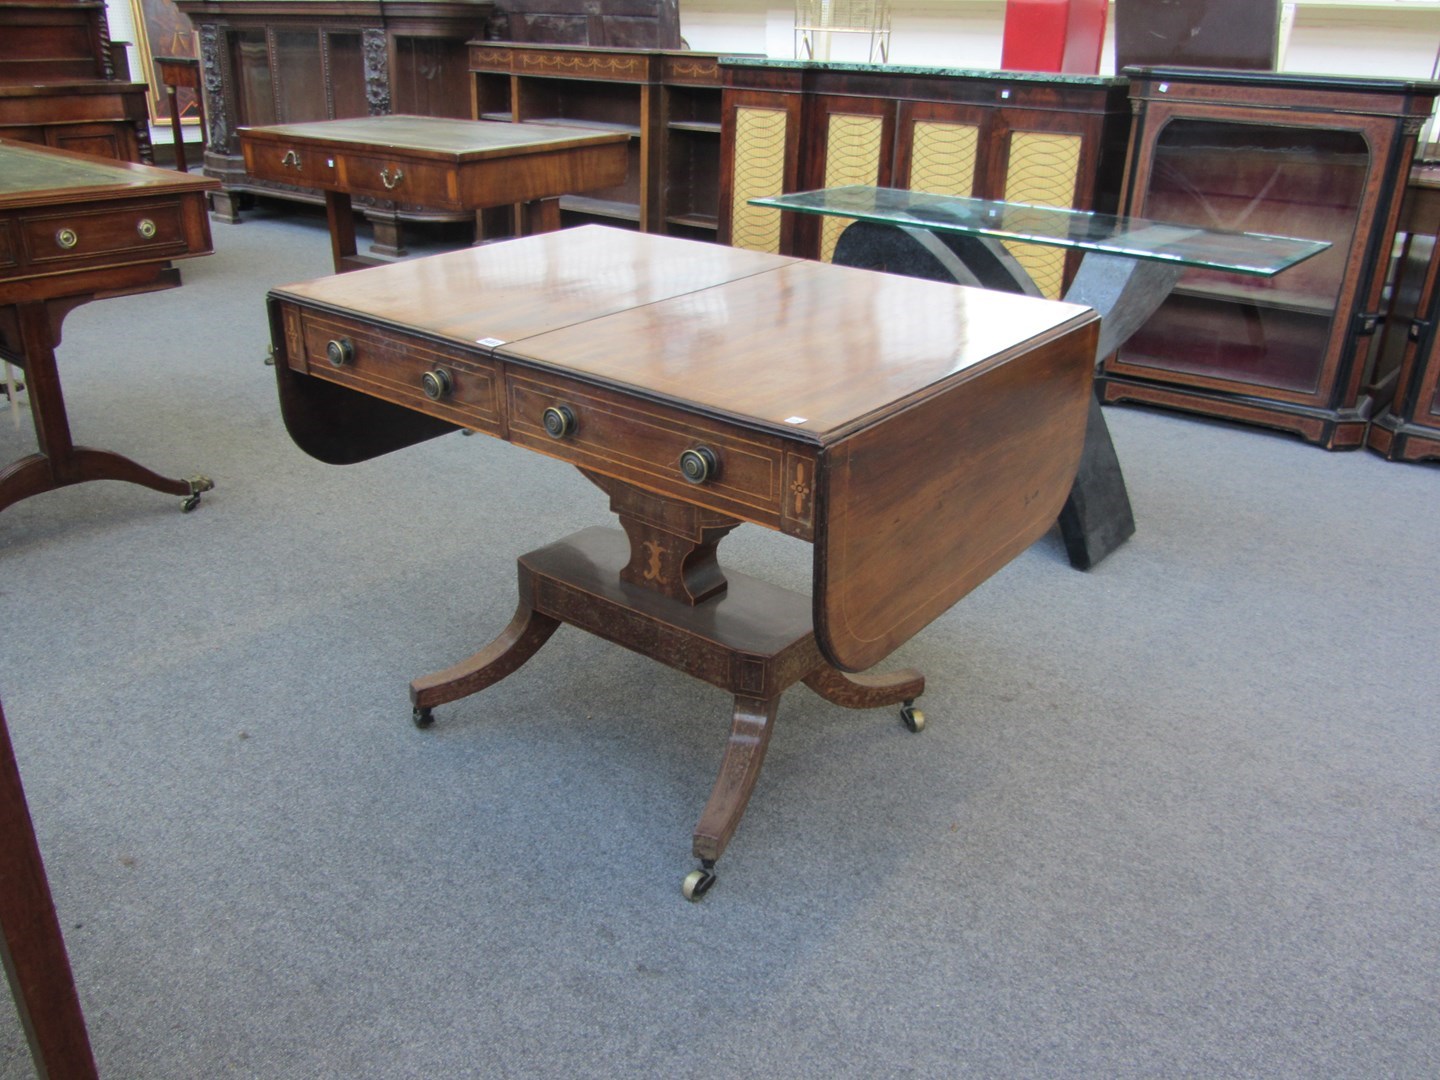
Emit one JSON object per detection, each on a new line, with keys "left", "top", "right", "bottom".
{"left": 582, "top": 469, "right": 740, "bottom": 605}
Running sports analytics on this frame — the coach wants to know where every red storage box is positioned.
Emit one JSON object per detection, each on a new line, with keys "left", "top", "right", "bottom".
{"left": 1002, "top": 0, "right": 1109, "bottom": 74}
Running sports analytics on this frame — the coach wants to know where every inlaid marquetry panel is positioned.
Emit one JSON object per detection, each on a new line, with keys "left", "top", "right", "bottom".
{"left": 820, "top": 113, "right": 885, "bottom": 263}
{"left": 1003, "top": 130, "right": 1081, "bottom": 299}
{"left": 730, "top": 106, "right": 790, "bottom": 253}
{"left": 908, "top": 120, "right": 980, "bottom": 198}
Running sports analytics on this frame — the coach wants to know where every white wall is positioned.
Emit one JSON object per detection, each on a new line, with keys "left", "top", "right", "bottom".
{"left": 678, "top": 1, "right": 1440, "bottom": 80}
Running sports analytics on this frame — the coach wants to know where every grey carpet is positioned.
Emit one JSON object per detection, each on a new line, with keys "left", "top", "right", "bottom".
{"left": 0, "top": 206, "right": 1435, "bottom": 1078}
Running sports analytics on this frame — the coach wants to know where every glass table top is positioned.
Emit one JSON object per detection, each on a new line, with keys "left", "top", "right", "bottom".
{"left": 748, "top": 186, "right": 1330, "bottom": 276}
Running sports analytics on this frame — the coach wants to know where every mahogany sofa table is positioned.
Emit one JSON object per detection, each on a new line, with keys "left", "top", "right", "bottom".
{"left": 0, "top": 139, "right": 218, "bottom": 516}
{"left": 267, "top": 226, "right": 1099, "bottom": 897}
{"left": 239, "top": 115, "right": 630, "bottom": 274}
{"left": 751, "top": 186, "right": 1330, "bottom": 570}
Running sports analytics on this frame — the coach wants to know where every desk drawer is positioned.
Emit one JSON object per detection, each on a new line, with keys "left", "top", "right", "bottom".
{"left": 242, "top": 142, "right": 339, "bottom": 187}
{"left": 336, "top": 153, "right": 457, "bottom": 207}
{"left": 298, "top": 313, "right": 501, "bottom": 435}
{"left": 508, "top": 369, "right": 812, "bottom": 533}
{"left": 19, "top": 200, "right": 188, "bottom": 268}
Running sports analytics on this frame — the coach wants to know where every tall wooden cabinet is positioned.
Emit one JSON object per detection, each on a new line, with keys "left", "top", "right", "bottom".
{"left": 1099, "top": 67, "right": 1440, "bottom": 449}
{"left": 176, "top": 0, "right": 495, "bottom": 253}
{"left": 487, "top": 0, "right": 680, "bottom": 48}
{"left": 0, "top": 0, "right": 152, "bottom": 162}
{"left": 718, "top": 60, "right": 1132, "bottom": 299}
{"left": 469, "top": 42, "right": 749, "bottom": 238}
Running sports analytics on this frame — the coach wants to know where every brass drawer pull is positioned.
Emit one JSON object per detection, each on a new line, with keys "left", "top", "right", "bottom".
{"left": 542, "top": 405, "right": 576, "bottom": 439}
{"left": 422, "top": 368, "right": 453, "bottom": 401}
{"left": 281, "top": 149, "right": 301, "bottom": 170}
{"left": 325, "top": 338, "right": 353, "bottom": 367}
{"left": 137, "top": 218, "right": 157, "bottom": 240}
{"left": 55, "top": 227, "right": 78, "bottom": 250}
{"left": 380, "top": 167, "right": 405, "bottom": 191}
{"left": 679, "top": 446, "right": 718, "bottom": 485}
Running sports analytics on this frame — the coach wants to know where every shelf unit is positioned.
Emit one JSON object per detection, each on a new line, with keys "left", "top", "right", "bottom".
{"left": 469, "top": 43, "right": 749, "bottom": 238}
{"left": 1099, "top": 67, "right": 1440, "bottom": 449}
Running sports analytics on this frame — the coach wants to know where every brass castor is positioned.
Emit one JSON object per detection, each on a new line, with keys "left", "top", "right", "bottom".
{"left": 682, "top": 863, "right": 717, "bottom": 901}
{"left": 900, "top": 701, "right": 925, "bottom": 733}
{"left": 412, "top": 705, "right": 434, "bottom": 729}
{"left": 181, "top": 475, "right": 214, "bottom": 513}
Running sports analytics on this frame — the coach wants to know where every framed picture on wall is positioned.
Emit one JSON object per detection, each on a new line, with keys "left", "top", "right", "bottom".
{"left": 128, "top": 0, "right": 200, "bottom": 125}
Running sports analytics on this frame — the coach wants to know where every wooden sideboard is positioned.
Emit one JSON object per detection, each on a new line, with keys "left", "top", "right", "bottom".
{"left": 176, "top": 0, "right": 495, "bottom": 255}
{"left": 469, "top": 42, "right": 752, "bottom": 239}
{"left": 0, "top": 0, "right": 152, "bottom": 163}
{"left": 718, "top": 59, "right": 1132, "bottom": 299}
{"left": 1099, "top": 67, "right": 1440, "bottom": 450}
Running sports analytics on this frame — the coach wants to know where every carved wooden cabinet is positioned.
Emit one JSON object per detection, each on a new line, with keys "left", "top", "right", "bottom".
{"left": 1100, "top": 67, "right": 1440, "bottom": 449}
{"left": 470, "top": 42, "right": 748, "bottom": 238}
{"left": 718, "top": 60, "right": 1132, "bottom": 298}
{"left": 0, "top": 0, "right": 152, "bottom": 162}
{"left": 176, "top": 0, "right": 494, "bottom": 253}
{"left": 487, "top": 0, "right": 680, "bottom": 48}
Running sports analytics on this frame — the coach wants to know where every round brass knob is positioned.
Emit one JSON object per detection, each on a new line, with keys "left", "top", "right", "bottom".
{"left": 56, "top": 228, "right": 78, "bottom": 250}
{"left": 325, "top": 338, "right": 353, "bottom": 367}
{"left": 679, "top": 446, "right": 718, "bottom": 485}
{"left": 136, "top": 218, "right": 157, "bottom": 240}
{"left": 542, "top": 405, "right": 576, "bottom": 439}
{"left": 422, "top": 368, "right": 453, "bottom": 401}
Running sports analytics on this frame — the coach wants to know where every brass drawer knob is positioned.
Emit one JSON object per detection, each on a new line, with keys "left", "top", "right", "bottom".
{"left": 55, "top": 227, "right": 78, "bottom": 250}
{"left": 422, "top": 368, "right": 453, "bottom": 401}
{"left": 325, "top": 338, "right": 353, "bottom": 367}
{"left": 542, "top": 405, "right": 576, "bottom": 439}
{"left": 679, "top": 446, "right": 718, "bottom": 485}
{"left": 137, "top": 218, "right": 157, "bottom": 240}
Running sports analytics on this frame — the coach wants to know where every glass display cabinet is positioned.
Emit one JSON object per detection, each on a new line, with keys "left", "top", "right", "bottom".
{"left": 1100, "top": 67, "right": 1440, "bottom": 449}
{"left": 1367, "top": 161, "right": 1440, "bottom": 463}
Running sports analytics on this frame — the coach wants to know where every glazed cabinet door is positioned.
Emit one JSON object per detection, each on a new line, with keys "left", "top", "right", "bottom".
{"left": 1107, "top": 106, "right": 1397, "bottom": 441}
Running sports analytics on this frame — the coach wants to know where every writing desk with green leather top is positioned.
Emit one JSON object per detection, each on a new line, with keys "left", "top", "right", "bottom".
{"left": 267, "top": 225, "right": 1099, "bottom": 897}
{"left": 0, "top": 139, "right": 217, "bottom": 516}
{"left": 239, "top": 115, "right": 630, "bottom": 274}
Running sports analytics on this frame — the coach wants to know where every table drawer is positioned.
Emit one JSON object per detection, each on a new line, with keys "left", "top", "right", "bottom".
{"left": 336, "top": 152, "right": 457, "bottom": 207}
{"left": 298, "top": 312, "right": 502, "bottom": 435}
{"left": 242, "top": 141, "right": 339, "bottom": 187}
{"left": 19, "top": 200, "right": 189, "bottom": 268}
{"left": 508, "top": 369, "right": 810, "bottom": 532}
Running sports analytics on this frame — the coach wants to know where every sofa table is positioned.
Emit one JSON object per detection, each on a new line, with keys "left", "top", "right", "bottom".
{"left": 267, "top": 225, "right": 1100, "bottom": 897}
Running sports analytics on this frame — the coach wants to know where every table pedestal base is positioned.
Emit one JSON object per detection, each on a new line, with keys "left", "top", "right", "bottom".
{"left": 410, "top": 520, "right": 924, "bottom": 899}
{"left": 0, "top": 298, "right": 213, "bottom": 514}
